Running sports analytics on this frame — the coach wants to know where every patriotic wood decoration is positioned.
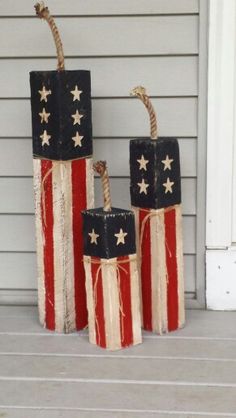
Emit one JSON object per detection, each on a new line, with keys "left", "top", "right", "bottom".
{"left": 83, "top": 161, "right": 142, "bottom": 350}
{"left": 30, "top": 2, "right": 94, "bottom": 333}
{"left": 130, "top": 86, "right": 185, "bottom": 334}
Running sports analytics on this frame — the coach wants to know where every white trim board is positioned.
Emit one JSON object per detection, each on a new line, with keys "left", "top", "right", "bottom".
{"left": 206, "top": 0, "right": 236, "bottom": 310}
{"left": 206, "top": 249, "right": 236, "bottom": 310}
{"left": 206, "top": 0, "right": 236, "bottom": 248}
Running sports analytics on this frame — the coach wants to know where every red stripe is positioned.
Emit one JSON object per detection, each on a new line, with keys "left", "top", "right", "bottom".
{"left": 165, "top": 208, "right": 179, "bottom": 331}
{"left": 41, "top": 160, "right": 55, "bottom": 330}
{"left": 139, "top": 209, "right": 152, "bottom": 331}
{"left": 117, "top": 256, "right": 133, "bottom": 348}
{"left": 91, "top": 257, "right": 106, "bottom": 348}
{"left": 72, "top": 159, "right": 88, "bottom": 330}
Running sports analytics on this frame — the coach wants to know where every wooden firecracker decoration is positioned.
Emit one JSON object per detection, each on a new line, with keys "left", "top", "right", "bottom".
{"left": 30, "top": 2, "right": 94, "bottom": 333}
{"left": 82, "top": 161, "right": 142, "bottom": 350}
{"left": 130, "top": 86, "right": 185, "bottom": 334}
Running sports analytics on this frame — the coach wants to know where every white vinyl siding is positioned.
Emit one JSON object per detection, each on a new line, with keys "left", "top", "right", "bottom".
{"left": 0, "top": 0, "right": 206, "bottom": 306}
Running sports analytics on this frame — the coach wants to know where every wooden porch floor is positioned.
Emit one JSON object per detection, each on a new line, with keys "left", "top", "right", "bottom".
{"left": 0, "top": 307, "right": 236, "bottom": 417}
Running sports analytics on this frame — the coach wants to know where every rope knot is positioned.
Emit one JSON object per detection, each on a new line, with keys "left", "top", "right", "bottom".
{"left": 130, "top": 85, "right": 158, "bottom": 140}
{"left": 35, "top": 2, "right": 49, "bottom": 18}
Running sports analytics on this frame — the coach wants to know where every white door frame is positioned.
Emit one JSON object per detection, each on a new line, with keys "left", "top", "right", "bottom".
{"left": 206, "top": 0, "right": 236, "bottom": 310}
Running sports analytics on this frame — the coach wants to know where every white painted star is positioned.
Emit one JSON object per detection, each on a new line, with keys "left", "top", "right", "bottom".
{"left": 40, "top": 130, "right": 51, "bottom": 146}
{"left": 70, "top": 85, "right": 83, "bottom": 101}
{"left": 161, "top": 155, "right": 174, "bottom": 171}
{"left": 39, "top": 108, "right": 51, "bottom": 123}
{"left": 114, "top": 228, "right": 128, "bottom": 246}
{"left": 72, "top": 132, "right": 84, "bottom": 147}
{"left": 88, "top": 229, "right": 99, "bottom": 245}
{"left": 71, "top": 110, "right": 83, "bottom": 125}
{"left": 163, "top": 177, "right": 175, "bottom": 194}
{"left": 38, "top": 86, "right": 51, "bottom": 102}
{"left": 137, "top": 155, "right": 149, "bottom": 171}
{"left": 137, "top": 178, "right": 149, "bottom": 195}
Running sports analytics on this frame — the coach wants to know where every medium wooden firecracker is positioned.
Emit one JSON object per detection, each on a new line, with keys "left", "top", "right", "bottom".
{"left": 30, "top": 2, "right": 94, "bottom": 332}
{"left": 130, "top": 86, "right": 185, "bottom": 334}
{"left": 82, "top": 161, "right": 142, "bottom": 350}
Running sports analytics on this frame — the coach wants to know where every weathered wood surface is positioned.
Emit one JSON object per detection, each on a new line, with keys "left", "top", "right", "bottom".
{"left": 0, "top": 308, "right": 236, "bottom": 417}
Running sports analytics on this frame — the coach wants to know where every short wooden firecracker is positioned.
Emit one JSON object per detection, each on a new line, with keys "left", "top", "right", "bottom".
{"left": 30, "top": 2, "right": 94, "bottom": 333}
{"left": 82, "top": 161, "right": 142, "bottom": 350}
{"left": 130, "top": 86, "right": 185, "bottom": 334}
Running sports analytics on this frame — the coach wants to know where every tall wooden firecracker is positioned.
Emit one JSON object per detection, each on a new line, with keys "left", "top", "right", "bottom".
{"left": 30, "top": 2, "right": 94, "bottom": 332}
{"left": 82, "top": 161, "right": 142, "bottom": 350}
{"left": 130, "top": 86, "right": 185, "bottom": 334}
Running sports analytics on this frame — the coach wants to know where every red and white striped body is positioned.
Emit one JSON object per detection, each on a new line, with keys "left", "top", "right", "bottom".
{"left": 83, "top": 254, "right": 142, "bottom": 350}
{"left": 133, "top": 205, "right": 185, "bottom": 334}
{"left": 33, "top": 157, "right": 94, "bottom": 333}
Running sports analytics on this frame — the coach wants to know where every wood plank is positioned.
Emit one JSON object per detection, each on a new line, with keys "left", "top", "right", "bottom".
{"left": 0, "top": 380, "right": 235, "bottom": 414}
{"left": 0, "top": 0, "right": 199, "bottom": 16}
{"left": 0, "top": 138, "right": 197, "bottom": 177}
{"left": 0, "top": 177, "right": 196, "bottom": 215}
{"left": 1, "top": 331, "right": 235, "bottom": 360}
{"left": 0, "top": 215, "right": 195, "bottom": 253}
{"left": 0, "top": 98, "right": 197, "bottom": 137}
{"left": 2, "top": 309, "right": 236, "bottom": 339}
{"left": 1, "top": 354, "right": 236, "bottom": 385}
{"left": 0, "top": 253, "right": 196, "bottom": 292}
{"left": 0, "top": 57, "right": 198, "bottom": 98}
{"left": 0, "top": 16, "right": 198, "bottom": 57}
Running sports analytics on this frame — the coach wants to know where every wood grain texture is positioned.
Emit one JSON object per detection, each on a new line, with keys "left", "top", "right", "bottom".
{"left": 0, "top": 0, "right": 199, "bottom": 16}
{"left": 0, "top": 98, "right": 197, "bottom": 137}
{"left": 0, "top": 16, "right": 198, "bottom": 57}
{"left": 0, "top": 57, "right": 198, "bottom": 98}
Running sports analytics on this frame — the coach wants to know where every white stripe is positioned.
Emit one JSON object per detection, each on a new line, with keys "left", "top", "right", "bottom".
{"left": 150, "top": 213, "right": 160, "bottom": 333}
{"left": 150, "top": 210, "right": 168, "bottom": 334}
{"left": 86, "top": 157, "right": 94, "bottom": 209}
{"left": 33, "top": 159, "right": 45, "bottom": 327}
{"left": 132, "top": 206, "right": 143, "bottom": 325}
{"left": 63, "top": 162, "right": 76, "bottom": 332}
{"left": 175, "top": 205, "right": 185, "bottom": 328}
{"left": 83, "top": 256, "right": 96, "bottom": 345}
{"left": 160, "top": 211, "right": 168, "bottom": 333}
{"left": 102, "top": 258, "right": 121, "bottom": 350}
{"left": 129, "top": 254, "right": 142, "bottom": 346}
{"left": 52, "top": 163, "right": 65, "bottom": 332}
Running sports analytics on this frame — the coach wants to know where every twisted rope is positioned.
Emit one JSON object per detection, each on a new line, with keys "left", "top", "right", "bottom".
{"left": 130, "top": 86, "right": 158, "bottom": 140}
{"left": 93, "top": 161, "right": 112, "bottom": 212}
{"left": 35, "top": 1, "right": 65, "bottom": 71}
